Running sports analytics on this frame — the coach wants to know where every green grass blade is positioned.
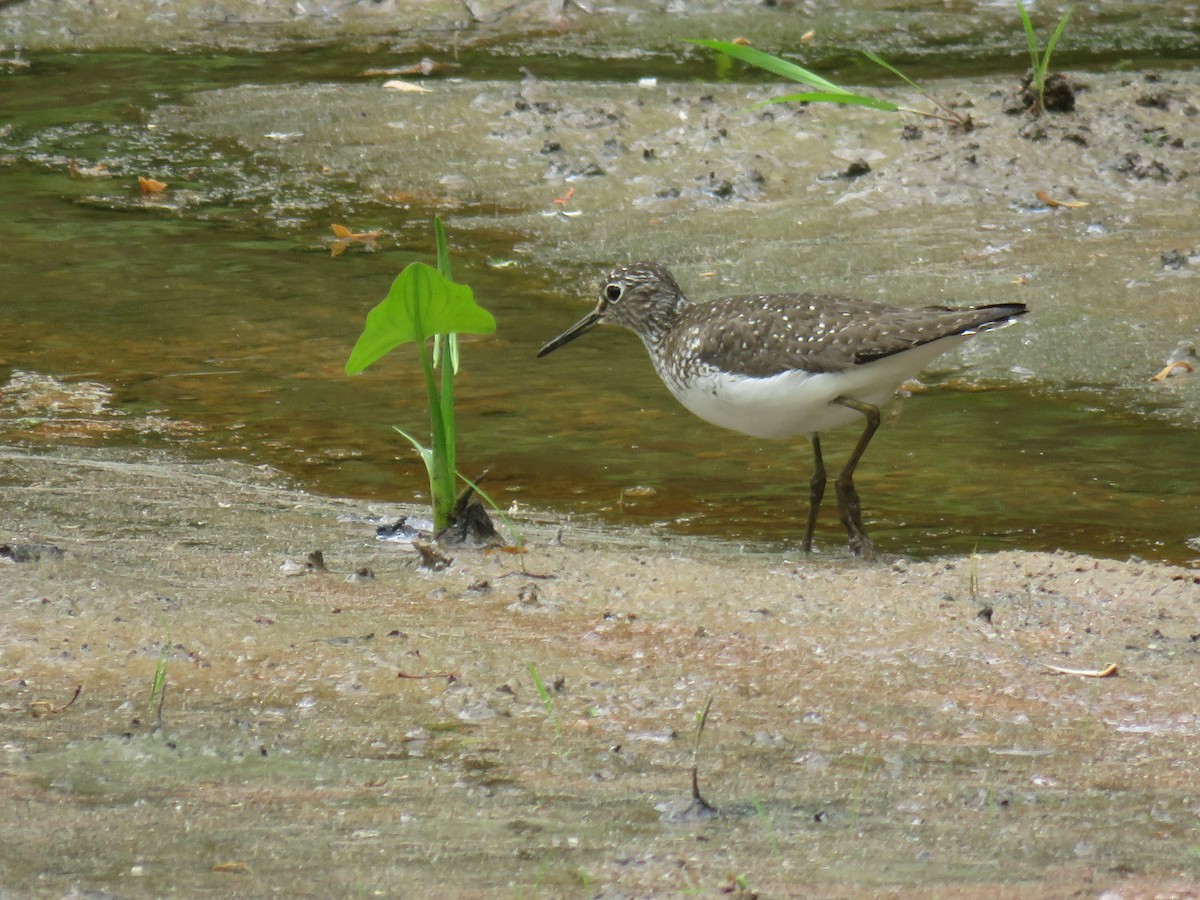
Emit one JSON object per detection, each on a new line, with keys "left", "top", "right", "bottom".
{"left": 433, "top": 215, "right": 452, "bottom": 281}
{"left": 1042, "top": 5, "right": 1073, "bottom": 74}
{"left": 752, "top": 91, "right": 900, "bottom": 112}
{"left": 860, "top": 49, "right": 922, "bottom": 92}
{"left": 687, "top": 39, "right": 849, "bottom": 94}
{"left": 1016, "top": 0, "right": 1041, "bottom": 72}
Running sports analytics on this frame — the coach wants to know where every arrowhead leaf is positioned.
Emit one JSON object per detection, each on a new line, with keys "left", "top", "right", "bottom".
{"left": 345, "top": 262, "right": 496, "bottom": 375}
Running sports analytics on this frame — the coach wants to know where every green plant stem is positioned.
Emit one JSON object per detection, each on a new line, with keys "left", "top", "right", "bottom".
{"left": 416, "top": 336, "right": 454, "bottom": 531}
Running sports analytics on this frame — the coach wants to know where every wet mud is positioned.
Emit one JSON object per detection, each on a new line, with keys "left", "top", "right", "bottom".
{"left": 2, "top": 446, "right": 1198, "bottom": 895}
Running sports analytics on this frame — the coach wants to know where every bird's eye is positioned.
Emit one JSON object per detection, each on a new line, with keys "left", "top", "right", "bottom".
{"left": 605, "top": 283, "right": 623, "bottom": 302}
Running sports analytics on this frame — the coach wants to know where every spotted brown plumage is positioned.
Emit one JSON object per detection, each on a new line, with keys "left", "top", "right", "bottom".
{"left": 538, "top": 261, "right": 1028, "bottom": 559}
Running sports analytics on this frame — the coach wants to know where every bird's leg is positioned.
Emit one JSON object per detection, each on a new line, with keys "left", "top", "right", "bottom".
{"left": 803, "top": 433, "right": 826, "bottom": 554}
{"left": 832, "top": 397, "right": 881, "bottom": 561}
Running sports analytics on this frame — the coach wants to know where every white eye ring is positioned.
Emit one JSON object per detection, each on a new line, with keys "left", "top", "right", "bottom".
{"left": 605, "top": 283, "right": 623, "bottom": 302}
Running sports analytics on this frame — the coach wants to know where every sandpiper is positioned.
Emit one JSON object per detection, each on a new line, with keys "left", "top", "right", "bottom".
{"left": 538, "top": 262, "right": 1027, "bottom": 559}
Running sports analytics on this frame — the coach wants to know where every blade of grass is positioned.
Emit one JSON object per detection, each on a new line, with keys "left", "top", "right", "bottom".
{"left": 860, "top": 49, "right": 921, "bottom": 92}
{"left": 1017, "top": 0, "right": 1040, "bottom": 73}
{"left": 687, "top": 39, "right": 849, "bottom": 94}
{"left": 1042, "top": 6, "right": 1073, "bottom": 77}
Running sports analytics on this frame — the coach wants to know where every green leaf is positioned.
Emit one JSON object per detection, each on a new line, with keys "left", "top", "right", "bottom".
{"left": 752, "top": 91, "right": 900, "bottom": 112}
{"left": 686, "top": 39, "right": 850, "bottom": 94}
{"left": 345, "top": 262, "right": 495, "bottom": 375}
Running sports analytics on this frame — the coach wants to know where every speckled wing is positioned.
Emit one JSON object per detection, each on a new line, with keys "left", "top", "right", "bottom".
{"left": 679, "top": 293, "right": 1027, "bottom": 378}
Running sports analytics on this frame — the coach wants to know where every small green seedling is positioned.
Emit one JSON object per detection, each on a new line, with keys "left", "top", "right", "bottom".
{"left": 148, "top": 639, "right": 169, "bottom": 733}
{"left": 1017, "top": 0, "right": 1074, "bottom": 114}
{"left": 345, "top": 218, "right": 496, "bottom": 532}
{"left": 688, "top": 39, "right": 969, "bottom": 125}
{"left": 528, "top": 662, "right": 566, "bottom": 755}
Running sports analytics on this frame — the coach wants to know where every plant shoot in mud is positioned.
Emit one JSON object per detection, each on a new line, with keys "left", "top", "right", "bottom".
{"left": 345, "top": 218, "right": 496, "bottom": 532}
{"left": 1017, "top": 0, "right": 1074, "bottom": 114}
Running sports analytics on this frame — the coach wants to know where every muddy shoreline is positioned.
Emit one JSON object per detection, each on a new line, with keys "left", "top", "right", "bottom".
{"left": 2, "top": 444, "right": 1198, "bottom": 895}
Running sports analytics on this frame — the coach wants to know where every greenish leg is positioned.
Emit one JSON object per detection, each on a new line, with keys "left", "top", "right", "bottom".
{"left": 833, "top": 397, "right": 881, "bottom": 561}
{"left": 804, "top": 433, "right": 826, "bottom": 553}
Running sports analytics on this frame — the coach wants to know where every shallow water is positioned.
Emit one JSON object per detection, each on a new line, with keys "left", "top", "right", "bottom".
{"left": 2, "top": 45, "right": 1198, "bottom": 564}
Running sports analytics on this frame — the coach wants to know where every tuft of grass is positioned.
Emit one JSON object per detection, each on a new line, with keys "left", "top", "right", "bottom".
{"left": 148, "top": 639, "right": 169, "bottom": 734}
{"left": 1017, "top": 0, "right": 1074, "bottom": 114}
{"left": 751, "top": 797, "right": 781, "bottom": 857}
{"left": 687, "top": 39, "right": 970, "bottom": 126}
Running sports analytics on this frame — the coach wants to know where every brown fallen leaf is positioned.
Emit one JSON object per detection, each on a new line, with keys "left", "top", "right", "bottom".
{"left": 331, "top": 224, "right": 382, "bottom": 241}
{"left": 330, "top": 224, "right": 383, "bottom": 257}
{"left": 801, "top": 30, "right": 816, "bottom": 42}
{"left": 28, "top": 684, "right": 83, "bottom": 718}
{"left": 211, "top": 861, "right": 250, "bottom": 874}
{"left": 1151, "top": 360, "right": 1194, "bottom": 382}
{"left": 1041, "top": 662, "right": 1118, "bottom": 678}
{"left": 138, "top": 176, "right": 168, "bottom": 194}
{"left": 1035, "top": 190, "right": 1088, "bottom": 209}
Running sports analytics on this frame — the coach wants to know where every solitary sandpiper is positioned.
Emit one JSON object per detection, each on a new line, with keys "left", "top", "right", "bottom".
{"left": 538, "top": 262, "right": 1027, "bottom": 559}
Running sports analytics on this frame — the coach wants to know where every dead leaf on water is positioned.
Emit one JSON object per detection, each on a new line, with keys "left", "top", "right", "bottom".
{"left": 1035, "top": 190, "right": 1088, "bottom": 209}
{"left": 329, "top": 224, "right": 383, "bottom": 258}
{"left": 138, "top": 176, "right": 168, "bottom": 194}
{"left": 382, "top": 80, "right": 432, "bottom": 93}
{"left": 331, "top": 224, "right": 382, "bottom": 241}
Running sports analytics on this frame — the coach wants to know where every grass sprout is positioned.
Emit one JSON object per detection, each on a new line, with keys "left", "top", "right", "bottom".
{"left": 1017, "top": 1, "right": 1074, "bottom": 114}
{"left": 528, "top": 663, "right": 566, "bottom": 755}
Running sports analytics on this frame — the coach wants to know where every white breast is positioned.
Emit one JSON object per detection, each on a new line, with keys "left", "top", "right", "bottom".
{"left": 659, "top": 335, "right": 969, "bottom": 440}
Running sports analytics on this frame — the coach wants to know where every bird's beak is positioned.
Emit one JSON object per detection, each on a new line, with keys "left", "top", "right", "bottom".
{"left": 537, "top": 308, "right": 603, "bottom": 358}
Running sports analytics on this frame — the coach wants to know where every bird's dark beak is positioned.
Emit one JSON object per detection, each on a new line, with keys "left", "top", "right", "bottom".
{"left": 537, "top": 308, "right": 603, "bottom": 358}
